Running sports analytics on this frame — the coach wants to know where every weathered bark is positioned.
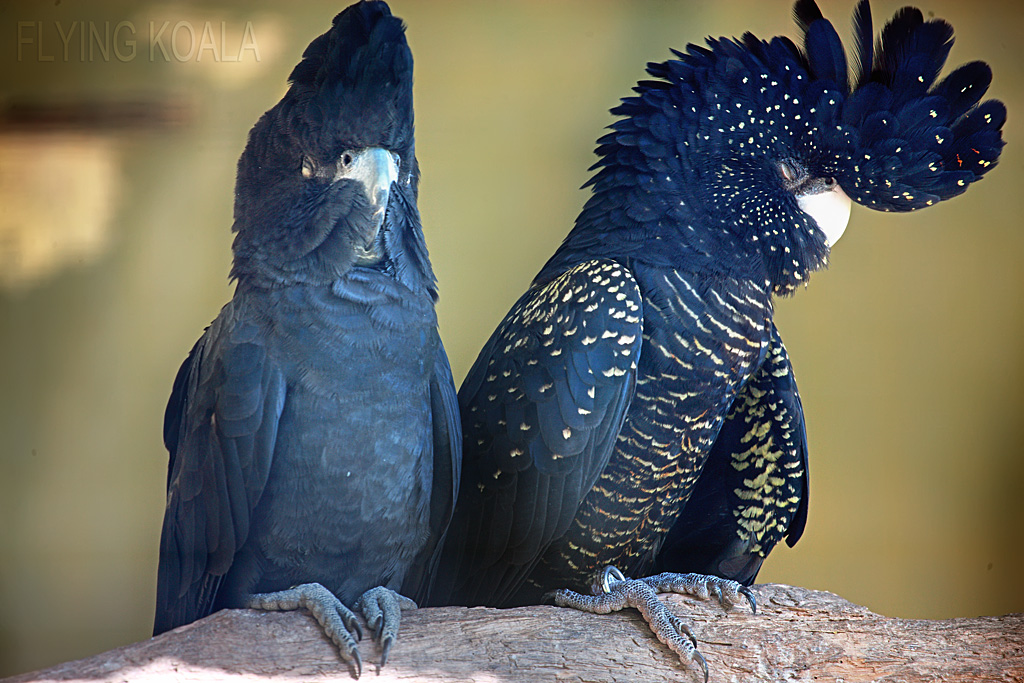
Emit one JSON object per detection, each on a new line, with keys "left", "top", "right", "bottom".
{"left": 6, "top": 584, "right": 1024, "bottom": 683}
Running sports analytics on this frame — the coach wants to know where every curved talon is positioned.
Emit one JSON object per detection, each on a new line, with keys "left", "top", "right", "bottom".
{"left": 354, "top": 600, "right": 379, "bottom": 638}
{"left": 352, "top": 651, "right": 364, "bottom": 679}
{"left": 380, "top": 635, "right": 394, "bottom": 668}
{"left": 694, "top": 649, "right": 708, "bottom": 683}
{"left": 668, "top": 613, "right": 698, "bottom": 649}
{"left": 343, "top": 610, "right": 364, "bottom": 642}
{"left": 367, "top": 617, "right": 381, "bottom": 639}
{"left": 740, "top": 585, "right": 757, "bottom": 614}
{"left": 599, "top": 565, "right": 627, "bottom": 593}
{"left": 354, "top": 586, "right": 416, "bottom": 669}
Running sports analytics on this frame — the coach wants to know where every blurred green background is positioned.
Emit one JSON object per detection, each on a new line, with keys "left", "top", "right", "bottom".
{"left": 1, "top": 0, "right": 1022, "bottom": 676}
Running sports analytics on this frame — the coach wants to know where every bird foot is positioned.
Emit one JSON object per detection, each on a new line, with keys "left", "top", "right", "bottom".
{"left": 248, "top": 582, "right": 364, "bottom": 677}
{"left": 602, "top": 566, "right": 757, "bottom": 614}
{"left": 546, "top": 566, "right": 757, "bottom": 683}
{"left": 353, "top": 586, "right": 418, "bottom": 669}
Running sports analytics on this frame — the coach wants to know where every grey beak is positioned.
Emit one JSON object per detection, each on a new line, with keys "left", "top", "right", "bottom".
{"left": 339, "top": 147, "right": 399, "bottom": 264}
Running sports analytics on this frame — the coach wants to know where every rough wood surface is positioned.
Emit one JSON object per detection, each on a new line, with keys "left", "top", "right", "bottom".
{"left": 6, "top": 584, "right": 1024, "bottom": 682}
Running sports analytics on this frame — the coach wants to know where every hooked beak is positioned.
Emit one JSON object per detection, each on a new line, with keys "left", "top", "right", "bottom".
{"left": 338, "top": 147, "right": 399, "bottom": 264}
{"left": 797, "top": 182, "right": 852, "bottom": 248}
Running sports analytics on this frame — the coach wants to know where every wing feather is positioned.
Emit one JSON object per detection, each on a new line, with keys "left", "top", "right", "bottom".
{"left": 428, "top": 260, "right": 643, "bottom": 606}
{"left": 653, "top": 320, "right": 808, "bottom": 585}
{"left": 153, "top": 306, "right": 285, "bottom": 635}
{"left": 400, "top": 343, "right": 462, "bottom": 603}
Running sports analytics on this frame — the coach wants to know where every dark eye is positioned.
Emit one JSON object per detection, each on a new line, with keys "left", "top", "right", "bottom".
{"left": 340, "top": 151, "right": 354, "bottom": 168}
{"left": 301, "top": 155, "right": 316, "bottom": 179}
{"left": 778, "top": 158, "right": 804, "bottom": 184}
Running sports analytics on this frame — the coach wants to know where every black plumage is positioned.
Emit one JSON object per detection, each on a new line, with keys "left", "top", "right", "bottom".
{"left": 428, "top": 0, "right": 1003, "bottom": 670}
{"left": 154, "top": 2, "right": 460, "bottom": 675}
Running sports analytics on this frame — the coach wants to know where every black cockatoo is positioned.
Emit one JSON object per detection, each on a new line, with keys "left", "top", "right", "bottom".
{"left": 154, "top": 2, "right": 460, "bottom": 675}
{"left": 427, "top": 0, "right": 1004, "bottom": 675}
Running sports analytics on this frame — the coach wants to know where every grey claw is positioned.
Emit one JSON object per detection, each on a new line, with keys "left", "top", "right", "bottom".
{"left": 354, "top": 586, "right": 416, "bottom": 668}
{"left": 668, "top": 613, "right": 698, "bottom": 648}
{"left": 344, "top": 610, "right": 364, "bottom": 641}
{"left": 380, "top": 635, "right": 394, "bottom": 668}
{"left": 599, "top": 565, "right": 627, "bottom": 593}
{"left": 740, "top": 585, "right": 757, "bottom": 614}
{"left": 695, "top": 649, "right": 708, "bottom": 683}
{"left": 365, "top": 612, "right": 381, "bottom": 639}
{"left": 352, "top": 648, "right": 362, "bottom": 679}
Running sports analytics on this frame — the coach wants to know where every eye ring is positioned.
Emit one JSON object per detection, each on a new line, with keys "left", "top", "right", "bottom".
{"left": 778, "top": 155, "right": 811, "bottom": 185}
{"left": 778, "top": 158, "right": 804, "bottom": 184}
{"left": 301, "top": 155, "right": 316, "bottom": 179}
{"left": 340, "top": 151, "right": 354, "bottom": 168}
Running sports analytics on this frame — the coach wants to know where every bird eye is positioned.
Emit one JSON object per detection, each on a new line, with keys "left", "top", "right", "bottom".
{"left": 301, "top": 156, "right": 316, "bottom": 179}
{"left": 340, "top": 151, "right": 354, "bottom": 168}
{"left": 778, "top": 158, "right": 804, "bottom": 184}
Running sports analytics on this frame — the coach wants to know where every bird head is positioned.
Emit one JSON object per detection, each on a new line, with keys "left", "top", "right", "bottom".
{"left": 564, "top": 0, "right": 1004, "bottom": 295}
{"left": 230, "top": 1, "right": 432, "bottom": 291}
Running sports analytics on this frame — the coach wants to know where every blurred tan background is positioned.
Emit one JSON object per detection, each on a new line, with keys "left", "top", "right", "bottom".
{"left": 1, "top": 0, "right": 1022, "bottom": 676}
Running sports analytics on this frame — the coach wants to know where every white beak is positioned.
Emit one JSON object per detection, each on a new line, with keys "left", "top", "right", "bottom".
{"left": 797, "top": 184, "right": 852, "bottom": 248}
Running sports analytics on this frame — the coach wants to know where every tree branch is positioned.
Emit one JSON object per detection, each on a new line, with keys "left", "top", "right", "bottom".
{"left": 6, "top": 584, "right": 1024, "bottom": 682}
